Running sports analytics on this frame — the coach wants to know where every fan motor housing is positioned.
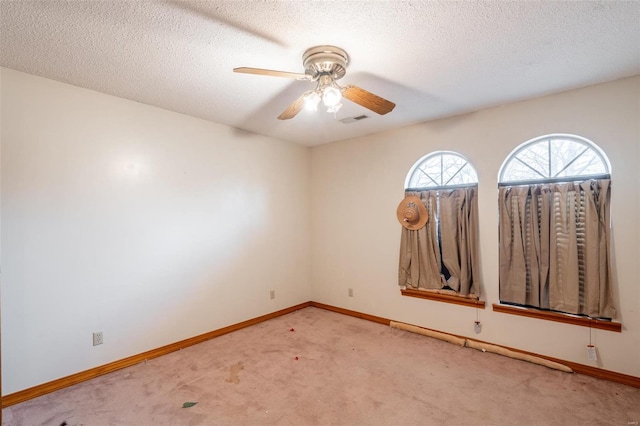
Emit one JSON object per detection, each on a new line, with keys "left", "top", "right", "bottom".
{"left": 303, "top": 45, "right": 349, "bottom": 80}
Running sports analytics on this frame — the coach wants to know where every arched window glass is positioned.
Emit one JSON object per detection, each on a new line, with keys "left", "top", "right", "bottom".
{"left": 405, "top": 151, "right": 478, "bottom": 190}
{"left": 499, "top": 134, "right": 610, "bottom": 185}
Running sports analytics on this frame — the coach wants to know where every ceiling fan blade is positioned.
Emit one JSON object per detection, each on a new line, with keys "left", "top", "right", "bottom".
{"left": 233, "top": 67, "right": 311, "bottom": 81}
{"left": 342, "top": 85, "right": 396, "bottom": 115}
{"left": 277, "top": 93, "right": 307, "bottom": 120}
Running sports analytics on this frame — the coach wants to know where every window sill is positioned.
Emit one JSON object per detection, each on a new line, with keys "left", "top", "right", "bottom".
{"left": 492, "top": 304, "right": 621, "bottom": 332}
{"left": 401, "top": 288, "right": 485, "bottom": 309}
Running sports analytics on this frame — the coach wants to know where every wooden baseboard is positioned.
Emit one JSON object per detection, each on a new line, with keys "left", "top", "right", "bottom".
{"left": 496, "top": 344, "right": 640, "bottom": 388}
{"left": 309, "top": 301, "right": 391, "bottom": 325}
{"left": 311, "top": 302, "right": 640, "bottom": 389}
{"left": 1, "top": 302, "right": 311, "bottom": 408}
{"left": 3, "top": 299, "right": 638, "bottom": 408}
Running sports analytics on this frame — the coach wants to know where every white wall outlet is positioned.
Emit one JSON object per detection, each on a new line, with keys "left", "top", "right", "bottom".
{"left": 93, "top": 331, "right": 104, "bottom": 346}
{"left": 348, "top": 288, "right": 354, "bottom": 297}
{"left": 270, "top": 290, "right": 275, "bottom": 300}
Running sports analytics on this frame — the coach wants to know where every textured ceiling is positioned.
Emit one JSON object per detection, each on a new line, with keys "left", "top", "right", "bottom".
{"left": 1, "top": 1, "right": 639, "bottom": 146}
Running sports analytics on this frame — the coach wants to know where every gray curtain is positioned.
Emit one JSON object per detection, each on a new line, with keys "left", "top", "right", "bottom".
{"left": 399, "top": 188, "right": 480, "bottom": 297}
{"left": 498, "top": 179, "right": 614, "bottom": 318}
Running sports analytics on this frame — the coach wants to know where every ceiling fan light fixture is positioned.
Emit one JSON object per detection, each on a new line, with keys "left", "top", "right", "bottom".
{"left": 322, "top": 85, "right": 342, "bottom": 107}
{"left": 304, "top": 91, "right": 321, "bottom": 111}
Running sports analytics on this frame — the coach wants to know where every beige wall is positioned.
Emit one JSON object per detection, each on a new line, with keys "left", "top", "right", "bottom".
{"left": 310, "top": 76, "right": 640, "bottom": 377}
{"left": 0, "top": 68, "right": 311, "bottom": 394}
{"left": 2, "top": 68, "right": 638, "bottom": 396}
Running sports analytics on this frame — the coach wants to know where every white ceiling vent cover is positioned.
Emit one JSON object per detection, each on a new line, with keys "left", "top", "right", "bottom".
{"left": 340, "top": 115, "right": 369, "bottom": 124}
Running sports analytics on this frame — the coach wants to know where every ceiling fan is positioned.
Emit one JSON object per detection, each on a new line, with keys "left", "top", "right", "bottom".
{"left": 233, "top": 45, "right": 396, "bottom": 120}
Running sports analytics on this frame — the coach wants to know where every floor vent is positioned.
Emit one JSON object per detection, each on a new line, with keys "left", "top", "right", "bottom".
{"left": 339, "top": 115, "right": 369, "bottom": 124}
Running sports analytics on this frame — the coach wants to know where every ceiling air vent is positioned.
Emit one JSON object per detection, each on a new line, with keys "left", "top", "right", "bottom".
{"left": 339, "top": 115, "right": 369, "bottom": 124}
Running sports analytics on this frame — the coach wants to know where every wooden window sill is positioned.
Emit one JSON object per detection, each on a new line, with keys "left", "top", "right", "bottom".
{"left": 492, "top": 303, "right": 621, "bottom": 332}
{"left": 401, "top": 288, "right": 485, "bottom": 309}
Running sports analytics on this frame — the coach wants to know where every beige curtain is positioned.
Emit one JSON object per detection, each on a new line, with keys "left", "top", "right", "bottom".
{"left": 498, "top": 185, "right": 550, "bottom": 308}
{"left": 398, "top": 191, "right": 443, "bottom": 290}
{"left": 499, "top": 179, "right": 614, "bottom": 318}
{"left": 399, "top": 188, "right": 480, "bottom": 297}
{"left": 439, "top": 187, "right": 481, "bottom": 296}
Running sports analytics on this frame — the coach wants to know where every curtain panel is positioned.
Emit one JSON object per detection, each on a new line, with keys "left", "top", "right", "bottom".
{"left": 498, "top": 179, "right": 615, "bottom": 319}
{"left": 398, "top": 188, "right": 480, "bottom": 297}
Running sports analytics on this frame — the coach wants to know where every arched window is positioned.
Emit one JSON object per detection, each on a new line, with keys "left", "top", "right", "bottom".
{"left": 406, "top": 151, "right": 478, "bottom": 190}
{"left": 399, "top": 151, "right": 480, "bottom": 300}
{"left": 499, "top": 134, "right": 610, "bottom": 184}
{"left": 497, "top": 134, "right": 614, "bottom": 319}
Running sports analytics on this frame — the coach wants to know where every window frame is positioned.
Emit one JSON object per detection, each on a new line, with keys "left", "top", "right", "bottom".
{"left": 400, "top": 151, "right": 483, "bottom": 308}
{"left": 496, "top": 133, "right": 619, "bottom": 330}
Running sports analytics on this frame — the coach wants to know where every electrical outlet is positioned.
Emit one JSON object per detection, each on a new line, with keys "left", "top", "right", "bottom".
{"left": 93, "top": 331, "right": 104, "bottom": 346}
{"left": 270, "top": 290, "right": 275, "bottom": 300}
{"left": 348, "top": 288, "right": 353, "bottom": 297}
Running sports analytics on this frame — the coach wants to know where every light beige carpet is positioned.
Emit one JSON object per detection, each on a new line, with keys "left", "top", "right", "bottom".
{"left": 3, "top": 307, "right": 639, "bottom": 425}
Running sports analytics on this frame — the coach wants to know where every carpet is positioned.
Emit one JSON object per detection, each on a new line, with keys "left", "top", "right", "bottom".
{"left": 3, "top": 307, "right": 639, "bottom": 425}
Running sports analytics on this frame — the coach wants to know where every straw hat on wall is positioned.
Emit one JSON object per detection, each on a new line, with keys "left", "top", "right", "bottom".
{"left": 396, "top": 195, "right": 428, "bottom": 230}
